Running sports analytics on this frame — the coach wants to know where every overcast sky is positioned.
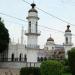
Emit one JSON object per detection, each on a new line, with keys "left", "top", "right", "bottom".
{"left": 0, "top": 0, "right": 75, "bottom": 48}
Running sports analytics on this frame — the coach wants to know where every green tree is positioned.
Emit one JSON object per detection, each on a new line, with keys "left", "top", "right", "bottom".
{"left": 68, "top": 48, "right": 75, "bottom": 75}
{"left": 0, "top": 18, "right": 9, "bottom": 53}
{"left": 40, "top": 60, "right": 64, "bottom": 75}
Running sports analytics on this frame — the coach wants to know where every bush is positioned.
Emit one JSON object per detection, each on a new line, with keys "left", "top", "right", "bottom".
{"left": 40, "top": 60, "right": 64, "bottom": 75}
{"left": 20, "top": 67, "right": 41, "bottom": 75}
{"left": 68, "top": 48, "right": 75, "bottom": 75}
{"left": 64, "top": 66, "right": 71, "bottom": 73}
{"left": 61, "top": 59, "right": 71, "bottom": 73}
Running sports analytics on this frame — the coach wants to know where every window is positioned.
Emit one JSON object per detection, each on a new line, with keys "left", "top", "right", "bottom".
{"left": 24, "top": 54, "right": 27, "bottom": 62}
{"left": 19, "top": 53, "right": 23, "bottom": 61}
{"left": 29, "top": 21, "right": 31, "bottom": 33}
{"left": 37, "top": 57, "right": 40, "bottom": 61}
{"left": 52, "top": 47, "right": 54, "bottom": 50}
{"left": 40, "top": 57, "right": 43, "bottom": 61}
{"left": 66, "top": 37, "right": 68, "bottom": 44}
{"left": 44, "top": 57, "right": 47, "bottom": 61}
{"left": 11, "top": 53, "right": 14, "bottom": 61}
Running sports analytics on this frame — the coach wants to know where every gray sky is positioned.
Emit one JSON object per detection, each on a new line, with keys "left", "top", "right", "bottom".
{"left": 0, "top": 0, "right": 75, "bottom": 48}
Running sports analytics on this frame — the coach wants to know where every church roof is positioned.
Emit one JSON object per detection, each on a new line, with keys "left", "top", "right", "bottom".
{"left": 65, "top": 25, "right": 71, "bottom": 32}
{"left": 47, "top": 35, "right": 54, "bottom": 41}
{"left": 55, "top": 44, "right": 64, "bottom": 50}
{"left": 28, "top": 3, "right": 38, "bottom": 13}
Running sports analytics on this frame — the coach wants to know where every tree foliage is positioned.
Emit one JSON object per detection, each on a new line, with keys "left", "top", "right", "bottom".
{"left": 0, "top": 18, "right": 9, "bottom": 53}
{"left": 68, "top": 48, "right": 75, "bottom": 75}
{"left": 40, "top": 60, "right": 64, "bottom": 75}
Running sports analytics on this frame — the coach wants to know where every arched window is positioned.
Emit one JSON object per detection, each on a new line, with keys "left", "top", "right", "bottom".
{"left": 24, "top": 54, "right": 27, "bottom": 62}
{"left": 11, "top": 53, "right": 14, "bottom": 61}
{"left": 37, "top": 57, "right": 40, "bottom": 62}
{"left": 29, "top": 21, "right": 31, "bottom": 33}
{"left": 52, "top": 47, "right": 54, "bottom": 50}
{"left": 40, "top": 57, "right": 43, "bottom": 61}
{"left": 66, "top": 37, "right": 68, "bottom": 44}
{"left": 19, "top": 53, "right": 23, "bottom": 61}
{"left": 44, "top": 57, "right": 47, "bottom": 61}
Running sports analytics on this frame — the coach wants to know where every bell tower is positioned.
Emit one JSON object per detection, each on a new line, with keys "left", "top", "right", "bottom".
{"left": 64, "top": 25, "right": 73, "bottom": 58}
{"left": 25, "top": 3, "right": 40, "bottom": 49}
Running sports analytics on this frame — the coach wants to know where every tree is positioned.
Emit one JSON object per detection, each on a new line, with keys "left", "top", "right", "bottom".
{"left": 0, "top": 18, "right": 9, "bottom": 53}
{"left": 40, "top": 60, "right": 64, "bottom": 75}
{"left": 68, "top": 48, "right": 75, "bottom": 75}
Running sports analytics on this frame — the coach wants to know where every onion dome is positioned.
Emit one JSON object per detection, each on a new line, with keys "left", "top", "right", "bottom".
{"left": 28, "top": 3, "right": 38, "bottom": 13}
{"left": 47, "top": 35, "right": 54, "bottom": 41}
{"left": 65, "top": 25, "right": 71, "bottom": 32}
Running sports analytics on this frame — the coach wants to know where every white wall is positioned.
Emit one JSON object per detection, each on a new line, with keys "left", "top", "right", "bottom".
{"left": 27, "top": 49, "right": 38, "bottom": 62}
{"left": 44, "top": 41, "right": 55, "bottom": 51}
{"left": 64, "top": 46, "right": 72, "bottom": 58}
{"left": 27, "top": 35, "right": 38, "bottom": 45}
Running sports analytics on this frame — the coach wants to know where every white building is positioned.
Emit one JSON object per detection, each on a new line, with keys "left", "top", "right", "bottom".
{"left": 0, "top": 2, "right": 73, "bottom": 69}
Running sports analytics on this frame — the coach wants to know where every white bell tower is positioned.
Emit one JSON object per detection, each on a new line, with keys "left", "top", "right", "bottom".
{"left": 25, "top": 3, "right": 40, "bottom": 49}
{"left": 64, "top": 25, "right": 73, "bottom": 58}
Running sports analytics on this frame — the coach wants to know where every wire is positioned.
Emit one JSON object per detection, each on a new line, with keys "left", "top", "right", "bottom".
{"left": 5, "top": 20, "right": 26, "bottom": 26}
{"left": 5, "top": 19, "right": 64, "bottom": 33}
{"left": 22, "top": 0, "right": 75, "bottom": 27}
{"left": 38, "top": 25, "right": 64, "bottom": 33}
{"left": 5, "top": 19, "right": 75, "bottom": 37}
{"left": 22, "top": 0, "right": 75, "bottom": 36}
{"left": 0, "top": 11, "right": 64, "bottom": 33}
{"left": 0, "top": 12, "right": 26, "bottom": 22}
{"left": 0, "top": 2, "right": 74, "bottom": 36}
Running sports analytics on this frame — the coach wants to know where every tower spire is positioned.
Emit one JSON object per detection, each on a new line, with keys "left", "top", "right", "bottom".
{"left": 21, "top": 25, "right": 24, "bottom": 44}
{"left": 33, "top": 0, "right": 34, "bottom": 3}
{"left": 25, "top": 2, "right": 40, "bottom": 49}
{"left": 67, "top": 25, "right": 70, "bottom": 30}
{"left": 31, "top": 3, "right": 36, "bottom": 8}
{"left": 50, "top": 34, "right": 51, "bottom": 38}
{"left": 65, "top": 25, "right": 71, "bottom": 32}
{"left": 64, "top": 25, "right": 73, "bottom": 58}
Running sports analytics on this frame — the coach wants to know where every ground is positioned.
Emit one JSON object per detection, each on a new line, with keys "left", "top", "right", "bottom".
{"left": 0, "top": 68, "right": 20, "bottom": 75}
{"left": 0, "top": 68, "right": 72, "bottom": 75}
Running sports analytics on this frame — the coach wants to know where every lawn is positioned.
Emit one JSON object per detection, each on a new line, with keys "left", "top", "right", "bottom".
{"left": 63, "top": 73, "right": 72, "bottom": 75}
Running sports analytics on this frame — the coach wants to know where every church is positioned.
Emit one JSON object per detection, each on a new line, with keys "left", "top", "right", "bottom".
{"left": 0, "top": 2, "right": 73, "bottom": 75}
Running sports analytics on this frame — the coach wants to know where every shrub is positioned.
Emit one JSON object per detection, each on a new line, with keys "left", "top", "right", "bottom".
{"left": 20, "top": 67, "right": 41, "bottom": 75}
{"left": 64, "top": 66, "right": 71, "bottom": 73}
{"left": 61, "top": 59, "right": 71, "bottom": 73}
{"left": 68, "top": 48, "right": 75, "bottom": 75}
{"left": 40, "top": 60, "right": 64, "bottom": 75}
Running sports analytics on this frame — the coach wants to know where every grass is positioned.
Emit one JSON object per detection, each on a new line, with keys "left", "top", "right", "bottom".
{"left": 63, "top": 73, "right": 72, "bottom": 75}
